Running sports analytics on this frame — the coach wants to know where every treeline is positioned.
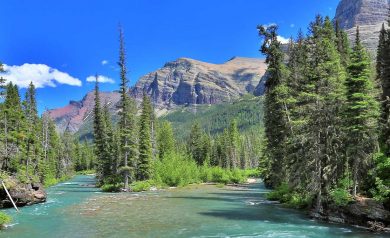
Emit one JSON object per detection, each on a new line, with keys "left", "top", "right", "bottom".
{"left": 0, "top": 63, "right": 94, "bottom": 185}
{"left": 260, "top": 15, "right": 389, "bottom": 210}
{"left": 163, "top": 95, "right": 263, "bottom": 140}
{"left": 187, "top": 121, "right": 262, "bottom": 170}
{"left": 93, "top": 28, "right": 260, "bottom": 192}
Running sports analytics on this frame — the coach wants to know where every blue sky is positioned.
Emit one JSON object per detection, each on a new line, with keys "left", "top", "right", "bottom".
{"left": 0, "top": 0, "right": 340, "bottom": 113}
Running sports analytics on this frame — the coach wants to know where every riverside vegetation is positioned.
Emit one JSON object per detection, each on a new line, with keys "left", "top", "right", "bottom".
{"left": 92, "top": 27, "right": 262, "bottom": 193}
{"left": 259, "top": 15, "right": 389, "bottom": 228}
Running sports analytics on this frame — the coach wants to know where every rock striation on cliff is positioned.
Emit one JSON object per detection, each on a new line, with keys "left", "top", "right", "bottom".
{"left": 130, "top": 57, "right": 266, "bottom": 113}
{"left": 335, "top": 0, "right": 390, "bottom": 55}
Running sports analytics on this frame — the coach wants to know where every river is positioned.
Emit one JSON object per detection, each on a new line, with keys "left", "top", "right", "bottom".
{"left": 0, "top": 175, "right": 387, "bottom": 238}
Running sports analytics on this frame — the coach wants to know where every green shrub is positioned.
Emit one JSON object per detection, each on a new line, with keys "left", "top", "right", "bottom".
{"left": 287, "top": 192, "right": 312, "bottom": 209}
{"left": 230, "top": 169, "right": 247, "bottom": 184}
{"left": 43, "top": 177, "right": 59, "bottom": 187}
{"left": 209, "top": 167, "right": 230, "bottom": 184}
{"left": 0, "top": 212, "right": 11, "bottom": 229}
{"left": 371, "top": 177, "right": 390, "bottom": 202}
{"left": 101, "top": 183, "right": 122, "bottom": 192}
{"left": 330, "top": 188, "right": 353, "bottom": 206}
{"left": 131, "top": 180, "right": 152, "bottom": 192}
{"left": 154, "top": 152, "right": 199, "bottom": 187}
{"left": 243, "top": 169, "right": 261, "bottom": 178}
{"left": 266, "top": 183, "right": 291, "bottom": 202}
{"left": 199, "top": 165, "right": 212, "bottom": 182}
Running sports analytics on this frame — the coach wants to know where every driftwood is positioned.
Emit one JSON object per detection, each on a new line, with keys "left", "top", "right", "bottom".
{"left": 1, "top": 180, "right": 19, "bottom": 212}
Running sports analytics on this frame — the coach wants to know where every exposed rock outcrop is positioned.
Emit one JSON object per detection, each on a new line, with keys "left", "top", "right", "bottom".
{"left": 310, "top": 198, "right": 390, "bottom": 232}
{"left": 131, "top": 57, "right": 267, "bottom": 113}
{"left": 46, "top": 91, "right": 120, "bottom": 133}
{"left": 335, "top": 0, "right": 390, "bottom": 55}
{"left": 0, "top": 177, "right": 47, "bottom": 208}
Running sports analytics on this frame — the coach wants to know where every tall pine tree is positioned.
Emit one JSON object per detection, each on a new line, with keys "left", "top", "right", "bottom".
{"left": 345, "top": 27, "right": 380, "bottom": 196}
{"left": 138, "top": 93, "right": 152, "bottom": 180}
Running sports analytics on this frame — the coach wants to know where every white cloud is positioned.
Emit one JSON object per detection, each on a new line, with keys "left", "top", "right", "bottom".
{"left": 101, "top": 60, "right": 108, "bottom": 65}
{"left": 277, "top": 36, "right": 290, "bottom": 44}
{"left": 86, "top": 75, "right": 115, "bottom": 84}
{"left": 1, "top": 63, "right": 82, "bottom": 88}
{"left": 263, "top": 23, "right": 277, "bottom": 29}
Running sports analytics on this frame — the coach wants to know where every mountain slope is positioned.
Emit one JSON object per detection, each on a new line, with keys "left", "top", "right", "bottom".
{"left": 162, "top": 95, "right": 264, "bottom": 140}
{"left": 46, "top": 91, "right": 120, "bottom": 133}
{"left": 131, "top": 57, "right": 266, "bottom": 114}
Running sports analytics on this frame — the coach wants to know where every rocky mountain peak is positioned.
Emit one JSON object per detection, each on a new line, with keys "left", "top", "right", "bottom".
{"left": 335, "top": 0, "right": 389, "bottom": 55}
{"left": 335, "top": 0, "right": 389, "bottom": 29}
{"left": 131, "top": 57, "right": 267, "bottom": 114}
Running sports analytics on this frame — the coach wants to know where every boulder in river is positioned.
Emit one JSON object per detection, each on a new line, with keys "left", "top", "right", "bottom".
{"left": 0, "top": 177, "right": 47, "bottom": 208}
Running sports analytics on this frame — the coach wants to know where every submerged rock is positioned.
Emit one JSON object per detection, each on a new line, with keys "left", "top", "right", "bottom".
{"left": 0, "top": 177, "right": 47, "bottom": 208}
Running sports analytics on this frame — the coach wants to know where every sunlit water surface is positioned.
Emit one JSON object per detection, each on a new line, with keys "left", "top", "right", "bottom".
{"left": 0, "top": 175, "right": 388, "bottom": 238}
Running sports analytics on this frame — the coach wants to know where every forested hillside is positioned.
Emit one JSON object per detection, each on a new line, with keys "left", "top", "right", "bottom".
{"left": 162, "top": 95, "right": 263, "bottom": 140}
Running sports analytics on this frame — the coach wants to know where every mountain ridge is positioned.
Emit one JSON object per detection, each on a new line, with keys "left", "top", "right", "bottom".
{"left": 48, "top": 56, "right": 267, "bottom": 133}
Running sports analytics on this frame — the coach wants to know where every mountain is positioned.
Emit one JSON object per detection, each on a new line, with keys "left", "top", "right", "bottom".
{"left": 46, "top": 91, "right": 120, "bottom": 133}
{"left": 48, "top": 57, "right": 266, "bottom": 133}
{"left": 130, "top": 57, "right": 266, "bottom": 114}
{"left": 334, "top": 0, "right": 389, "bottom": 55}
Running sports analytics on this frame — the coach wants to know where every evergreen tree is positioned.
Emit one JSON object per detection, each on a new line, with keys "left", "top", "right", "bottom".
{"left": 257, "top": 23, "right": 288, "bottom": 188}
{"left": 0, "top": 62, "right": 6, "bottom": 99}
{"left": 335, "top": 20, "right": 351, "bottom": 67}
{"left": 377, "top": 22, "right": 390, "bottom": 155}
{"left": 227, "top": 119, "right": 240, "bottom": 169}
{"left": 138, "top": 93, "right": 152, "bottom": 180}
{"left": 157, "top": 121, "right": 175, "bottom": 159}
{"left": 304, "top": 16, "right": 346, "bottom": 211}
{"left": 189, "top": 122, "right": 204, "bottom": 165}
{"left": 345, "top": 27, "right": 380, "bottom": 196}
{"left": 93, "top": 76, "right": 110, "bottom": 184}
{"left": 117, "top": 25, "right": 138, "bottom": 190}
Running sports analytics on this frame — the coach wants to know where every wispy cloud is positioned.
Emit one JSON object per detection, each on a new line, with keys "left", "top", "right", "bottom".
{"left": 277, "top": 36, "right": 290, "bottom": 44}
{"left": 290, "top": 23, "right": 295, "bottom": 28}
{"left": 86, "top": 75, "right": 115, "bottom": 84}
{"left": 1, "top": 63, "right": 82, "bottom": 88}
{"left": 101, "top": 60, "right": 108, "bottom": 65}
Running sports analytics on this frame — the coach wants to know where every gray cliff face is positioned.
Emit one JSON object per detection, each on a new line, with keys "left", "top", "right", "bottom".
{"left": 335, "top": 0, "right": 389, "bottom": 55}
{"left": 130, "top": 57, "right": 267, "bottom": 114}
{"left": 335, "top": 0, "right": 389, "bottom": 29}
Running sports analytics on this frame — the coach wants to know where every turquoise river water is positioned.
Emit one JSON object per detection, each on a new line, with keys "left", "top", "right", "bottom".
{"left": 0, "top": 175, "right": 388, "bottom": 238}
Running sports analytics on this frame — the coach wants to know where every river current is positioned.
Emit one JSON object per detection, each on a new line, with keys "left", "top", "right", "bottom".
{"left": 0, "top": 175, "right": 387, "bottom": 238}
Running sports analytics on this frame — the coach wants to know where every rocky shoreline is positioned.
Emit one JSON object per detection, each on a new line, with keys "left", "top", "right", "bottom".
{"left": 0, "top": 177, "right": 46, "bottom": 209}
{"left": 309, "top": 198, "right": 390, "bottom": 232}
